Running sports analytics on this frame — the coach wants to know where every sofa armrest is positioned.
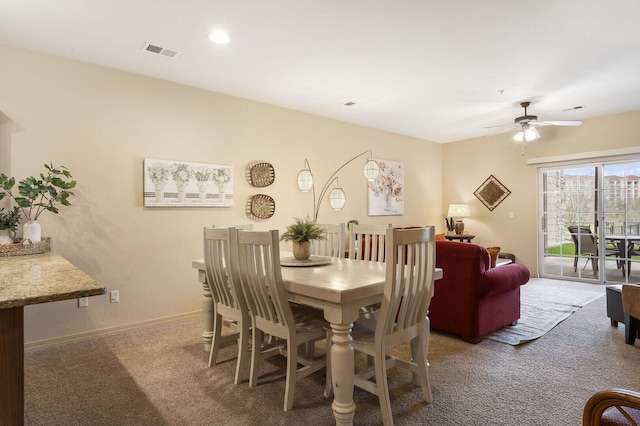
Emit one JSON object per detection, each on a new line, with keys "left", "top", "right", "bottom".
{"left": 478, "top": 263, "right": 530, "bottom": 297}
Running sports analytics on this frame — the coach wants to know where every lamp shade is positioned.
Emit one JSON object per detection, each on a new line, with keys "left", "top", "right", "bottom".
{"left": 329, "top": 188, "right": 346, "bottom": 210}
{"left": 363, "top": 159, "right": 380, "bottom": 181}
{"left": 297, "top": 169, "right": 313, "bottom": 192}
{"left": 447, "top": 204, "right": 470, "bottom": 218}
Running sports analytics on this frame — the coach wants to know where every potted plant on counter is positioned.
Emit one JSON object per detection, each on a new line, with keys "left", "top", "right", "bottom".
{"left": 0, "top": 206, "right": 21, "bottom": 245}
{"left": 281, "top": 216, "right": 325, "bottom": 260}
{"left": 0, "top": 163, "right": 76, "bottom": 243}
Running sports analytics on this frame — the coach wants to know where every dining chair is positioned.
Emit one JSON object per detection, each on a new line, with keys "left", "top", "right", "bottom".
{"left": 203, "top": 227, "right": 250, "bottom": 385}
{"left": 567, "top": 226, "right": 619, "bottom": 273}
{"left": 234, "top": 229, "right": 331, "bottom": 411}
{"left": 348, "top": 223, "right": 392, "bottom": 262}
{"left": 348, "top": 226, "right": 436, "bottom": 426}
{"left": 349, "top": 223, "right": 393, "bottom": 320}
{"left": 314, "top": 223, "right": 346, "bottom": 258}
{"left": 213, "top": 224, "right": 255, "bottom": 231}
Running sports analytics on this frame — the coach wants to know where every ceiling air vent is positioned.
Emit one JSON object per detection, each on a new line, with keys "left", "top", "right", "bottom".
{"left": 562, "top": 105, "right": 586, "bottom": 112}
{"left": 143, "top": 42, "right": 179, "bottom": 58}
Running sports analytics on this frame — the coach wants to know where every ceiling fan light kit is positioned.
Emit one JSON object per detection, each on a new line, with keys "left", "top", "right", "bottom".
{"left": 488, "top": 101, "right": 583, "bottom": 155}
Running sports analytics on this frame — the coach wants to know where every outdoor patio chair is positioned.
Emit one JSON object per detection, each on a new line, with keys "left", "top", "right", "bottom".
{"left": 567, "top": 226, "right": 619, "bottom": 273}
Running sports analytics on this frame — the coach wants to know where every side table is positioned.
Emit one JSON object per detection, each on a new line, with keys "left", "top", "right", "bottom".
{"left": 444, "top": 234, "right": 475, "bottom": 243}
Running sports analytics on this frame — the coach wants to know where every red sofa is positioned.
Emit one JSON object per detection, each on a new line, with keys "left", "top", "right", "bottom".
{"left": 430, "top": 241, "right": 530, "bottom": 343}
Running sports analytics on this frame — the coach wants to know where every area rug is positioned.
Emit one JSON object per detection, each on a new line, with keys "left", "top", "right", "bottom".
{"left": 485, "top": 278, "right": 605, "bottom": 345}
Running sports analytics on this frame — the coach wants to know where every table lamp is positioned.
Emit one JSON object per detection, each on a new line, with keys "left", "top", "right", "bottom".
{"left": 447, "top": 204, "right": 470, "bottom": 235}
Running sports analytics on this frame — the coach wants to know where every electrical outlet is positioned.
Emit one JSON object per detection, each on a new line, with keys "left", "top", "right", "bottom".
{"left": 78, "top": 297, "right": 89, "bottom": 308}
{"left": 110, "top": 290, "right": 120, "bottom": 303}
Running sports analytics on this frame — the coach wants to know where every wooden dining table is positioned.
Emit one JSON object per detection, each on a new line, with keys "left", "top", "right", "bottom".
{"left": 192, "top": 255, "right": 442, "bottom": 425}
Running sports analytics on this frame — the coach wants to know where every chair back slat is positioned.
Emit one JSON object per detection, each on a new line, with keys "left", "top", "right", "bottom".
{"left": 237, "top": 230, "right": 294, "bottom": 330}
{"left": 314, "top": 223, "right": 346, "bottom": 258}
{"left": 348, "top": 223, "right": 392, "bottom": 262}
{"left": 376, "top": 227, "right": 435, "bottom": 338}
{"left": 203, "top": 227, "right": 245, "bottom": 312}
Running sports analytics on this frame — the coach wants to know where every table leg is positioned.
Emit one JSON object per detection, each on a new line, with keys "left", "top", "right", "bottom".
{"left": 197, "top": 270, "right": 214, "bottom": 352}
{"left": 330, "top": 322, "right": 356, "bottom": 425}
{"left": 0, "top": 306, "right": 24, "bottom": 425}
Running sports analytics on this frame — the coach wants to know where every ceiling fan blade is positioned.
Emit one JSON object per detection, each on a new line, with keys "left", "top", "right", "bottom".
{"left": 484, "top": 124, "right": 518, "bottom": 137}
{"left": 541, "top": 120, "right": 582, "bottom": 126}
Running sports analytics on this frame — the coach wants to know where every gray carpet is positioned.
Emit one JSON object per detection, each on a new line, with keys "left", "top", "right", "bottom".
{"left": 25, "top": 279, "right": 640, "bottom": 425}
{"left": 486, "top": 278, "right": 605, "bottom": 345}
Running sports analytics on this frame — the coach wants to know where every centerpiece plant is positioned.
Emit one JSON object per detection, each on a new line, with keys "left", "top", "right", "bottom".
{"left": 0, "top": 163, "right": 76, "bottom": 242}
{"left": 281, "top": 216, "right": 325, "bottom": 260}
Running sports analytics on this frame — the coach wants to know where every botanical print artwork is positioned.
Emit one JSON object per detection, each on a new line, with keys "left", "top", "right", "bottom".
{"left": 143, "top": 159, "right": 233, "bottom": 207}
{"left": 368, "top": 159, "right": 404, "bottom": 216}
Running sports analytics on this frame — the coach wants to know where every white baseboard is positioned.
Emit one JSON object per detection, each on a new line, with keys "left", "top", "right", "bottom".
{"left": 25, "top": 311, "right": 201, "bottom": 352}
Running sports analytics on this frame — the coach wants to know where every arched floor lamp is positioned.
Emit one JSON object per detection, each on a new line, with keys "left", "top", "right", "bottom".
{"left": 297, "top": 150, "right": 379, "bottom": 222}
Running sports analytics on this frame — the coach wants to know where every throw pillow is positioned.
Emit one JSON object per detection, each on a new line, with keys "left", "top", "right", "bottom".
{"left": 435, "top": 233, "right": 445, "bottom": 241}
{"left": 486, "top": 246, "right": 501, "bottom": 268}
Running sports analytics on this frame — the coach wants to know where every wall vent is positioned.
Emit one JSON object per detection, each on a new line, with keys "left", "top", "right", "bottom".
{"left": 143, "top": 42, "right": 179, "bottom": 58}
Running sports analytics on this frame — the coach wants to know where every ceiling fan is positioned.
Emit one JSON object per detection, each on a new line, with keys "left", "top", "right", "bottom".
{"left": 487, "top": 101, "right": 582, "bottom": 154}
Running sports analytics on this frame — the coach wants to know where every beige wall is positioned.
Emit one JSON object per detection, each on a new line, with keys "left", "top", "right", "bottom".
{"left": 442, "top": 109, "right": 640, "bottom": 275}
{"left": 0, "top": 43, "right": 443, "bottom": 344}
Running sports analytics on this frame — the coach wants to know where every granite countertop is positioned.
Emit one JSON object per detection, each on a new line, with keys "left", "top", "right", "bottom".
{"left": 0, "top": 251, "right": 106, "bottom": 309}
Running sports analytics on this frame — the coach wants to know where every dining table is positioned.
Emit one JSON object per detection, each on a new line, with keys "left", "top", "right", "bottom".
{"left": 192, "top": 254, "right": 442, "bottom": 425}
{"left": 605, "top": 234, "right": 640, "bottom": 275}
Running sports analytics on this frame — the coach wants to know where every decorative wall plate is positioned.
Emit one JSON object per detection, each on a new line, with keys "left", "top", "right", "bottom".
{"left": 247, "top": 162, "right": 275, "bottom": 187}
{"left": 246, "top": 194, "right": 276, "bottom": 220}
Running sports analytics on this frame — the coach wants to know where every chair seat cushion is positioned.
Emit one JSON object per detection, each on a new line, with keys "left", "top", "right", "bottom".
{"left": 601, "top": 406, "right": 640, "bottom": 425}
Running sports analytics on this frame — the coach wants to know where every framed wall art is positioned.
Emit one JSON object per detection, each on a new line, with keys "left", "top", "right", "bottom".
{"left": 143, "top": 158, "right": 233, "bottom": 207}
{"left": 368, "top": 159, "right": 404, "bottom": 216}
{"left": 474, "top": 174, "right": 511, "bottom": 211}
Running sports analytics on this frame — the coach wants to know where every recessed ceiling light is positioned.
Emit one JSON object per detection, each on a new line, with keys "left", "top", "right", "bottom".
{"left": 209, "top": 30, "right": 230, "bottom": 44}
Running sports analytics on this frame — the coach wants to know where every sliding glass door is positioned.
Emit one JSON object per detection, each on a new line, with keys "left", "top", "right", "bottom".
{"left": 602, "top": 162, "right": 640, "bottom": 283}
{"left": 538, "top": 160, "right": 640, "bottom": 284}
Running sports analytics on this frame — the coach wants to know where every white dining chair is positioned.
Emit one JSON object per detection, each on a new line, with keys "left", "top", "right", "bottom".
{"left": 314, "top": 223, "right": 346, "bottom": 258}
{"left": 349, "top": 226, "right": 436, "bottom": 426}
{"left": 213, "top": 224, "right": 254, "bottom": 231}
{"left": 348, "top": 223, "right": 392, "bottom": 262}
{"left": 203, "top": 227, "right": 250, "bottom": 385}
{"left": 234, "top": 229, "right": 331, "bottom": 411}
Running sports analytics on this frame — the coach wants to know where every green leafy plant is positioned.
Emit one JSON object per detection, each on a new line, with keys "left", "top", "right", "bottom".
{"left": 0, "top": 206, "right": 21, "bottom": 237}
{"left": 444, "top": 216, "right": 455, "bottom": 232}
{"left": 0, "top": 163, "right": 76, "bottom": 221}
{"left": 281, "top": 217, "right": 326, "bottom": 244}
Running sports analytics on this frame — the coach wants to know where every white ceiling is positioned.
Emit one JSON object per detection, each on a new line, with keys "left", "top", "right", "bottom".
{"left": 1, "top": 0, "right": 640, "bottom": 143}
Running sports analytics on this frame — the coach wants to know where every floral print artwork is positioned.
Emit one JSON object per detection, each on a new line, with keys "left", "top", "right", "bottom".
{"left": 143, "top": 159, "right": 233, "bottom": 207}
{"left": 368, "top": 159, "right": 404, "bottom": 216}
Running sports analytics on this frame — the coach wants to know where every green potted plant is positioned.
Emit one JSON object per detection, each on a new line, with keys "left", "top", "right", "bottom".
{"left": 281, "top": 216, "right": 325, "bottom": 260}
{"left": 0, "top": 163, "right": 76, "bottom": 242}
{"left": 444, "top": 216, "right": 455, "bottom": 236}
{"left": 0, "top": 206, "right": 21, "bottom": 245}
